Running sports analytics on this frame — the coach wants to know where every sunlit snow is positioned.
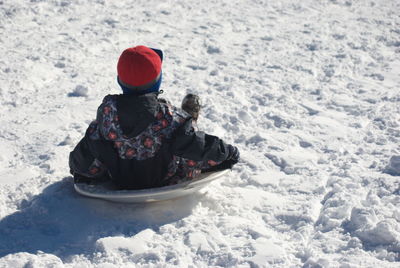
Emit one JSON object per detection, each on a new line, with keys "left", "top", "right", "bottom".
{"left": 0, "top": 0, "right": 399, "bottom": 267}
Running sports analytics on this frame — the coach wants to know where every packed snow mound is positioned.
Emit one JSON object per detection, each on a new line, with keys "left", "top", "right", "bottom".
{"left": 384, "top": 156, "right": 400, "bottom": 176}
{"left": 344, "top": 208, "right": 400, "bottom": 248}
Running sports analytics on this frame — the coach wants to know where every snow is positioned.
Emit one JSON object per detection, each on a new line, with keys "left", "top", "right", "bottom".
{"left": 385, "top": 156, "right": 400, "bottom": 176}
{"left": 0, "top": 0, "right": 399, "bottom": 267}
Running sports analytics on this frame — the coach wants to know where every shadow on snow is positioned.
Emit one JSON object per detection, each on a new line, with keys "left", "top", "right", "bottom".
{"left": 0, "top": 177, "right": 200, "bottom": 260}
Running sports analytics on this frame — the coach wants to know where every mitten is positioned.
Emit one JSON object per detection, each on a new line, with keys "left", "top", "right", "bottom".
{"left": 227, "top": 145, "right": 240, "bottom": 165}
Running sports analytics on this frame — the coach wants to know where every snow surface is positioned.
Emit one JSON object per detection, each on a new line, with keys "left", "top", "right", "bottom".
{"left": 0, "top": 0, "right": 399, "bottom": 267}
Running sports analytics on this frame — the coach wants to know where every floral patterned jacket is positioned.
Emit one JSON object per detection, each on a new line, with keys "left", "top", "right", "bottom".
{"left": 69, "top": 93, "right": 231, "bottom": 189}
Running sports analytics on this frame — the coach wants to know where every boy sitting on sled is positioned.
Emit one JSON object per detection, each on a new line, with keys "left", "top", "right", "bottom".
{"left": 69, "top": 46, "right": 239, "bottom": 190}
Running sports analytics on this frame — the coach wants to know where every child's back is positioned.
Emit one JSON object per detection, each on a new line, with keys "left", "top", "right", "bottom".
{"left": 69, "top": 46, "right": 239, "bottom": 189}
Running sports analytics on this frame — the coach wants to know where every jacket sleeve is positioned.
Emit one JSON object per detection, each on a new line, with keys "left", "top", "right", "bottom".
{"left": 69, "top": 134, "right": 96, "bottom": 176}
{"left": 170, "top": 119, "right": 230, "bottom": 163}
{"left": 69, "top": 130, "right": 115, "bottom": 178}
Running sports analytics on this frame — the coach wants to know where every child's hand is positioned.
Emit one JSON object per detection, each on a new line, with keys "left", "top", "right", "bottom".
{"left": 227, "top": 145, "right": 240, "bottom": 165}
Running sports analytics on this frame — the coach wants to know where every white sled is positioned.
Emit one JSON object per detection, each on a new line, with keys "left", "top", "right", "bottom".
{"left": 74, "top": 169, "right": 230, "bottom": 203}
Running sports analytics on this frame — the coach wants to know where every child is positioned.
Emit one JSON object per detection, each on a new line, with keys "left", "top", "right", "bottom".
{"left": 69, "top": 45, "right": 240, "bottom": 190}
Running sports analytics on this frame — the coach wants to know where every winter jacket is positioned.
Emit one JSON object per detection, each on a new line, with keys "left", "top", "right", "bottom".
{"left": 69, "top": 93, "right": 233, "bottom": 190}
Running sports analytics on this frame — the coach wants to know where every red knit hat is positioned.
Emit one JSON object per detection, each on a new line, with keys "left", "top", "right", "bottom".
{"left": 117, "top": 46, "right": 162, "bottom": 87}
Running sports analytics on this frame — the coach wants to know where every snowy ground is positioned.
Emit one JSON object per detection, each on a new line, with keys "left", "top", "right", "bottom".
{"left": 1, "top": 0, "right": 399, "bottom": 267}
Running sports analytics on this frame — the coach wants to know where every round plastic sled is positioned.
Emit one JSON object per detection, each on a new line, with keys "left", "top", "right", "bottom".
{"left": 74, "top": 169, "right": 230, "bottom": 203}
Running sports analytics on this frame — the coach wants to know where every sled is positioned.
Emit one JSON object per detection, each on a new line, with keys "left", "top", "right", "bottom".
{"left": 74, "top": 169, "right": 230, "bottom": 203}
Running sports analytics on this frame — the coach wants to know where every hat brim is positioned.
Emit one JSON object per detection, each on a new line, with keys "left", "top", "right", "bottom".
{"left": 151, "top": 48, "right": 163, "bottom": 62}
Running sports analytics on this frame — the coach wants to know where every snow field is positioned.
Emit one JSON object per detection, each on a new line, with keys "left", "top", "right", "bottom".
{"left": 0, "top": 0, "right": 399, "bottom": 267}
